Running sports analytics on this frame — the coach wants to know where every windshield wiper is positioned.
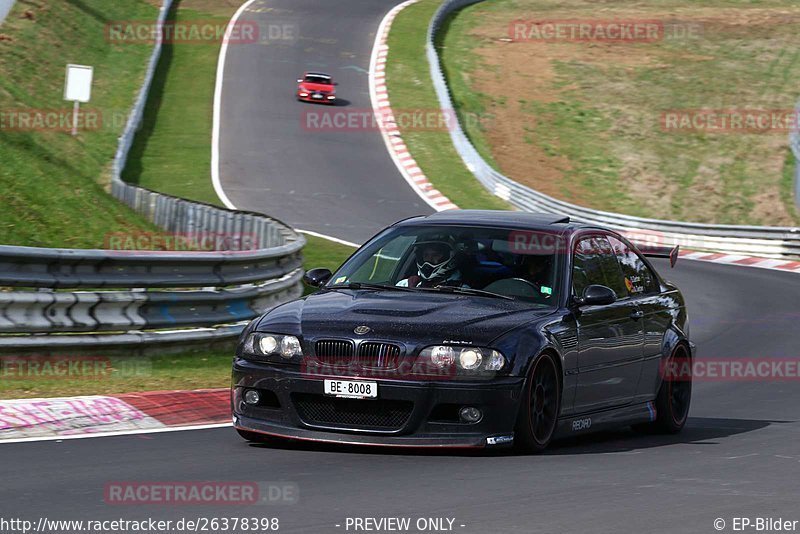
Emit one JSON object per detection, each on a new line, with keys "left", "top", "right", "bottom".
{"left": 324, "top": 282, "right": 417, "bottom": 292}
{"left": 412, "top": 285, "right": 515, "bottom": 301}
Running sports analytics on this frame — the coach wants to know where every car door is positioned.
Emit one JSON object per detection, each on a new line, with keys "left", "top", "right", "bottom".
{"left": 607, "top": 235, "right": 672, "bottom": 402}
{"left": 571, "top": 235, "right": 645, "bottom": 413}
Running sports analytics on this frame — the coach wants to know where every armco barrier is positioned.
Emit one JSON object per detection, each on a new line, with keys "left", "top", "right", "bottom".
{"left": 791, "top": 105, "right": 800, "bottom": 211}
{"left": 0, "top": 224, "right": 304, "bottom": 348}
{"left": 0, "top": 0, "right": 306, "bottom": 349}
{"left": 426, "top": 0, "right": 800, "bottom": 258}
{"left": 0, "top": 0, "right": 16, "bottom": 26}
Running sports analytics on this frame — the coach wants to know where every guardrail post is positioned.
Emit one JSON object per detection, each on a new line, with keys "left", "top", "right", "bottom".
{"left": 791, "top": 108, "right": 800, "bottom": 210}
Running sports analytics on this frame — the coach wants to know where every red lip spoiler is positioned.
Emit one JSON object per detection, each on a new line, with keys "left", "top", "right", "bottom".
{"left": 642, "top": 245, "right": 680, "bottom": 268}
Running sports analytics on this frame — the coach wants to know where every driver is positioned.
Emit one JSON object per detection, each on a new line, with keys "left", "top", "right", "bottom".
{"left": 519, "top": 254, "right": 552, "bottom": 291}
{"left": 397, "top": 238, "right": 468, "bottom": 288}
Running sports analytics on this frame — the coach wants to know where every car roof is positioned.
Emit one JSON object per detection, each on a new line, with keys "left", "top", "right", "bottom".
{"left": 394, "top": 210, "right": 591, "bottom": 232}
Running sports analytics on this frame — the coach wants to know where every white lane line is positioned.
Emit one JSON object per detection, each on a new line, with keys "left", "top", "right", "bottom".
{"left": 0, "top": 423, "right": 232, "bottom": 445}
{"left": 211, "top": 0, "right": 259, "bottom": 211}
{"left": 298, "top": 230, "right": 360, "bottom": 248}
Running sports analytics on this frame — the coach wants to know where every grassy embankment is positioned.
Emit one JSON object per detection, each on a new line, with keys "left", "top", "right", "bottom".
{"left": 0, "top": 1, "right": 353, "bottom": 398}
{"left": 411, "top": 0, "right": 800, "bottom": 225}
{"left": 0, "top": 0, "right": 160, "bottom": 248}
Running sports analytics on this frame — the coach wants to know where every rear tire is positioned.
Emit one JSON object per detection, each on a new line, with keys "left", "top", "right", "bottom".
{"left": 515, "top": 352, "right": 561, "bottom": 453}
{"left": 635, "top": 344, "right": 692, "bottom": 434}
{"left": 236, "top": 428, "right": 272, "bottom": 443}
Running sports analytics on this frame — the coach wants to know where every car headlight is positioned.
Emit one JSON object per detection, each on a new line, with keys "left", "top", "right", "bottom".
{"left": 259, "top": 335, "right": 278, "bottom": 354}
{"left": 429, "top": 345, "right": 456, "bottom": 368}
{"left": 280, "top": 335, "right": 302, "bottom": 359}
{"left": 419, "top": 345, "right": 506, "bottom": 375}
{"left": 242, "top": 333, "right": 303, "bottom": 362}
{"left": 299, "top": 92, "right": 308, "bottom": 96}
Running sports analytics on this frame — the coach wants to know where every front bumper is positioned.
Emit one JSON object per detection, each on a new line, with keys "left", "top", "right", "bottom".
{"left": 232, "top": 359, "right": 524, "bottom": 448}
{"left": 297, "top": 92, "right": 336, "bottom": 104}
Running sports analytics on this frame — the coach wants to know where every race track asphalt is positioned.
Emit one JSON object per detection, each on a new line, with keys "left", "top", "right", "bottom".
{"left": 217, "top": 0, "right": 433, "bottom": 243}
{"left": 3, "top": 1, "right": 800, "bottom": 532}
{"left": 4, "top": 259, "right": 799, "bottom": 533}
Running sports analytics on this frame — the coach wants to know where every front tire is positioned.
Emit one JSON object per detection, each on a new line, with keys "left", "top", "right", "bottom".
{"left": 515, "top": 352, "right": 561, "bottom": 453}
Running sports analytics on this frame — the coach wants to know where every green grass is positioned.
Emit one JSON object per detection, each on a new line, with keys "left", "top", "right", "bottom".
{"left": 302, "top": 234, "right": 355, "bottom": 271}
{"left": 121, "top": 2, "right": 224, "bottom": 205}
{"left": 385, "top": 0, "right": 509, "bottom": 211}
{"left": 0, "top": 1, "right": 356, "bottom": 400}
{"left": 0, "top": 348, "right": 235, "bottom": 398}
{"left": 0, "top": 0, "right": 161, "bottom": 248}
{"left": 123, "top": 1, "right": 358, "bottom": 264}
{"left": 428, "top": 0, "right": 800, "bottom": 226}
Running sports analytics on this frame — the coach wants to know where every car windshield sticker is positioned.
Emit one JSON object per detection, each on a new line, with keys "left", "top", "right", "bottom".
{"left": 335, "top": 276, "right": 347, "bottom": 284}
{"left": 541, "top": 286, "right": 552, "bottom": 295}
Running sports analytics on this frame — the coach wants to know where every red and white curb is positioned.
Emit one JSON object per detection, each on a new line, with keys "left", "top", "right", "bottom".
{"left": 369, "top": 0, "right": 458, "bottom": 213}
{"left": 0, "top": 389, "right": 229, "bottom": 443}
{"left": 679, "top": 250, "right": 800, "bottom": 273}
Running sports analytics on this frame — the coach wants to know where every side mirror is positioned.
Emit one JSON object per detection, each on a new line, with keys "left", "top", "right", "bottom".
{"left": 303, "top": 268, "right": 332, "bottom": 287}
{"left": 575, "top": 284, "right": 616, "bottom": 307}
{"left": 296, "top": 78, "right": 303, "bottom": 83}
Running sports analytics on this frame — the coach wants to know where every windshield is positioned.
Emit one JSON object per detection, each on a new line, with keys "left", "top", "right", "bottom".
{"left": 329, "top": 225, "right": 563, "bottom": 304}
{"left": 304, "top": 75, "right": 332, "bottom": 85}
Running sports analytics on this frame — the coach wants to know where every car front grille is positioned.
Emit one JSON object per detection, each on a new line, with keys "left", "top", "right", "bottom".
{"left": 314, "top": 340, "right": 403, "bottom": 370}
{"left": 357, "top": 342, "right": 401, "bottom": 369}
{"left": 314, "top": 340, "right": 354, "bottom": 365}
{"left": 292, "top": 393, "right": 412, "bottom": 430}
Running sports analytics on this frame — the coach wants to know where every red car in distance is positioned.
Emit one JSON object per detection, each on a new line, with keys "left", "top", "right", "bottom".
{"left": 296, "top": 72, "right": 337, "bottom": 104}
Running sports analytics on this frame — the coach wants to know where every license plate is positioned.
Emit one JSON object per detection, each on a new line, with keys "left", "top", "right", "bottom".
{"left": 312, "top": 93, "right": 323, "bottom": 99}
{"left": 324, "top": 379, "right": 377, "bottom": 399}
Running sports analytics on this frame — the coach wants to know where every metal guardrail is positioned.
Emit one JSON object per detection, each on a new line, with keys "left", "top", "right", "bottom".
{"left": 0, "top": 207, "right": 305, "bottom": 348}
{"left": 426, "top": 0, "right": 800, "bottom": 258}
{"left": 0, "top": 0, "right": 306, "bottom": 349}
{"left": 0, "top": 269, "right": 302, "bottom": 334}
{"left": 0, "top": 0, "right": 16, "bottom": 26}
{"left": 790, "top": 105, "right": 800, "bottom": 212}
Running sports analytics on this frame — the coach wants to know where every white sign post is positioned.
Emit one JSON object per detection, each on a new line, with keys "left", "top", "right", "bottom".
{"left": 63, "top": 64, "right": 93, "bottom": 136}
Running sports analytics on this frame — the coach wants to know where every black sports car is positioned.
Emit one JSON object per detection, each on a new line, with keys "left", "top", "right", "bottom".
{"left": 232, "top": 210, "right": 693, "bottom": 452}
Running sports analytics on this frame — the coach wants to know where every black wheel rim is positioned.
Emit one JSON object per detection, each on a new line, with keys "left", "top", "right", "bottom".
{"left": 668, "top": 349, "right": 691, "bottom": 425}
{"left": 530, "top": 355, "right": 558, "bottom": 444}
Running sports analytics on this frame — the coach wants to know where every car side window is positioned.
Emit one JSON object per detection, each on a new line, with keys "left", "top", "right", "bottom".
{"left": 572, "top": 237, "right": 627, "bottom": 299}
{"left": 607, "top": 236, "right": 660, "bottom": 296}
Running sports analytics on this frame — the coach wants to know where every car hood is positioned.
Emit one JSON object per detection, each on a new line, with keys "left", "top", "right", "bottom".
{"left": 299, "top": 82, "right": 334, "bottom": 93}
{"left": 256, "top": 289, "right": 556, "bottom": 347}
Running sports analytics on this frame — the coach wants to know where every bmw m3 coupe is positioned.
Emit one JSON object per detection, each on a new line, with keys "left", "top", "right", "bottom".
{"left": 232, "top": 210, "right": 693, "bottom": 452}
